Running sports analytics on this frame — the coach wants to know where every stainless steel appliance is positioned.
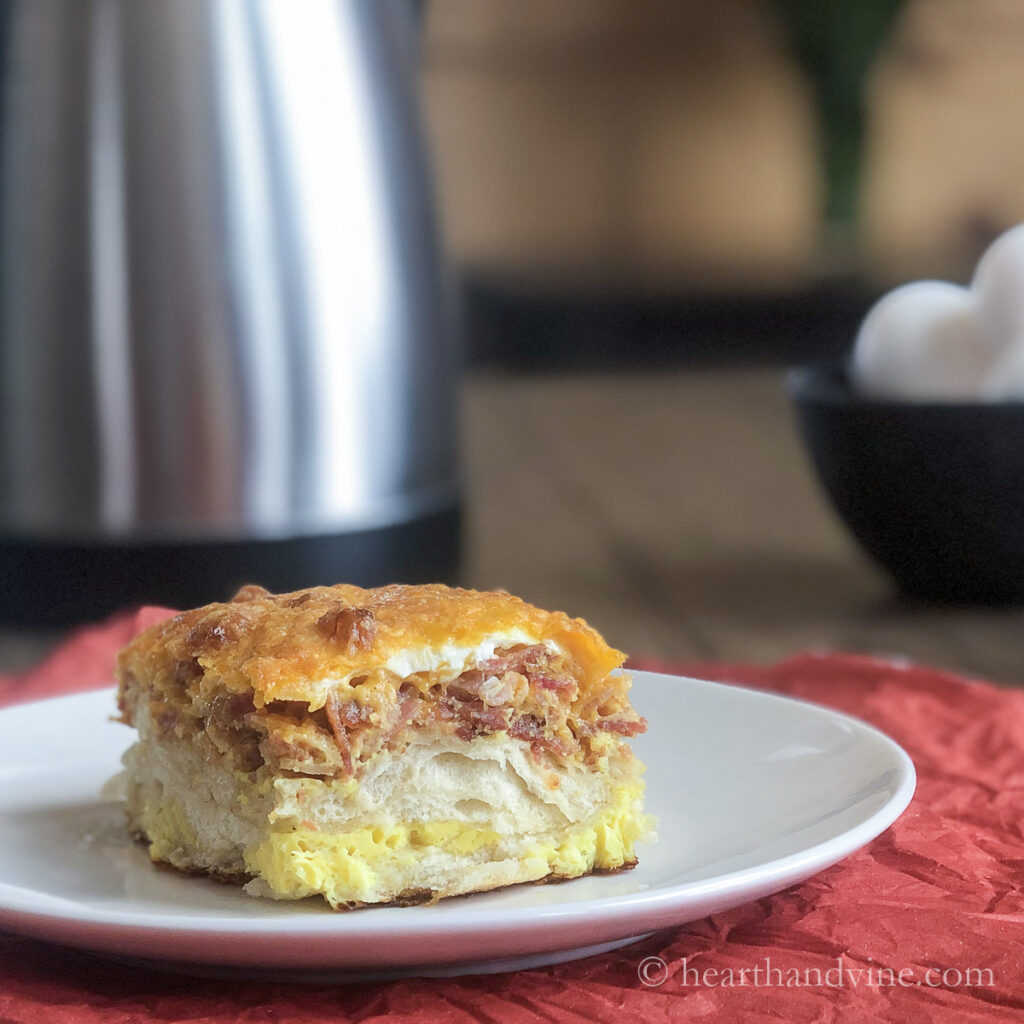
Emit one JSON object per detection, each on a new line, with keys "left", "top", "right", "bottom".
{"left": 0, "top": 0, "right": 459, "bottom": 624}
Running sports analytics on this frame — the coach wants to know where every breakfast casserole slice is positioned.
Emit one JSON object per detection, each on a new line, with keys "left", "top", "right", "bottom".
{"left": 115, "top": 583, "right": 654, "bottom": 908}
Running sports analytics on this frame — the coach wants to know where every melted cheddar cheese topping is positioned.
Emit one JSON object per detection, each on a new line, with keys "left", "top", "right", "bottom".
{"left": 119, "top": 584, "right": 626, "bottom": 712}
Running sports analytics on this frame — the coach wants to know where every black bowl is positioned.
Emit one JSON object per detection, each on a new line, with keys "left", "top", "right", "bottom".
{"left": 789, "top": 361, "right": 1024, "bottom": 605}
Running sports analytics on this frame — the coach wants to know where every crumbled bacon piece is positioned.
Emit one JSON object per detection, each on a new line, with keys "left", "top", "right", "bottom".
{"left": 447, "top": 668, "right": 526, "bottom": 707}
{"left": 438, "top": 693, "right": 509, "bottom": 739}
{"left": 186, "top": 612, "right": 245, "bottom": 651}
{"left": 249, "top": 712, "right": 341, "bottom": 775}
{"left": 382, "top": 690, "right": 419, "bottom": 749}
{"left": 478, "top": 671, "right": 526, "bottom": 706}
{"left": 597, "top": 715, "right": 646, "bottom": 737}
{"left": 172, "top": 657, "right": 203, "bottom": 688}
{"left": 201, "top": 692, "right": 263, "bottom": 771}
{"left": 315, "top": 607, "right": 377, "bottom": 653}
{"left": 509, "top": 712, "right": 574, "bottom": 757}
{"left": 508, "top": 713, "right": 543, "bottom": 742}
{"left": 478, "top": 644, "right": 550, "bottom": 675}
{"left": 209, "top": 691, "right": 255, "bottom": 724}
{"left": 533, "top": 674, "right": 574, "bottom": 693}
{"left": 325, "top": 694, "right": 369, "bottom": 774}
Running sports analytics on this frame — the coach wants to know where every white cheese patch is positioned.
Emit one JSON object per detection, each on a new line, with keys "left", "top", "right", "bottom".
{"left": 301, "top": 632, "right": 564, "bottom": 708}
{"left": 382, "top": 629, "right": 553, "bottom": 679}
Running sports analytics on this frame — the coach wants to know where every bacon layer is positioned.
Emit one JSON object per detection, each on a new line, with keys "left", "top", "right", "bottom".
{"left": 117, "top": 584, "right": 645, "bottom": 779}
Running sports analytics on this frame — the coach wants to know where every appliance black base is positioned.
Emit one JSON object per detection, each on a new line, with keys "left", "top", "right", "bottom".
{"left": 0, "top": 505, "right": 461, "bottom": 627}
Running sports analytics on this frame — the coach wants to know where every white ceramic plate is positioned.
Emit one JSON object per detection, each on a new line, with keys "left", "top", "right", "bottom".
{"left": 0, "top": 671, "right": 915, "bottom": 979}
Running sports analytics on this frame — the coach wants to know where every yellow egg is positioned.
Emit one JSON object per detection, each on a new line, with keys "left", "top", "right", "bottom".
{"left": 240, "top": 780, "right": 647, "bottom": 909}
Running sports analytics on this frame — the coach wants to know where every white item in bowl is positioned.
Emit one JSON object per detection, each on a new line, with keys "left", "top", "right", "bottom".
{"left": 852, "top": 224, "right": 1024, "bottom": 402}
{"left": 851, "top": 281, "right": 995, "bottom": 400}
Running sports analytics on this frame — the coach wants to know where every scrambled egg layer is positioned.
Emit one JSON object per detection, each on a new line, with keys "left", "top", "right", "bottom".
{"left": 139, "top": 772, "right": 649, "bottom": 910}
{"left": 143, "top": 796, "right": 197, "bottom": 866}
{"left": 241, "top": 781, "right": 647, "bottom": 908}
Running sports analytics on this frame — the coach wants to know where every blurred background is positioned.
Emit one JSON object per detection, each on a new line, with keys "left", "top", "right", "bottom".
{"left": 429, "top": 0, "right": 1017, "bottom": 362}
{"left": 4, "top": 0, "right": 1024, "bottom": 682}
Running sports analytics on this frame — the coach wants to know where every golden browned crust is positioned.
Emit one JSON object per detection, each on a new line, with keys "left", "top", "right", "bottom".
{"left": 116, "top": 583, "right": 645, "bottom": 782}
{"left": 120, "top": 583, "right": 624, "bottom": 708}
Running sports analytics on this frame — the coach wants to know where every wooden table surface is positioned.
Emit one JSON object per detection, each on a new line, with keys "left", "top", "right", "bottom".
{"left": 4, "top": 366, "right": 1024, "bottom": 685}
{"left": 462, "top": 367, "right": 1024, "bottom": 686}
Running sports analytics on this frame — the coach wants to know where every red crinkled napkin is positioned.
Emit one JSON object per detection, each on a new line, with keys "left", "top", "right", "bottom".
{"left": 1, "top": 611, "right": 1022, "bottom": 1022}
